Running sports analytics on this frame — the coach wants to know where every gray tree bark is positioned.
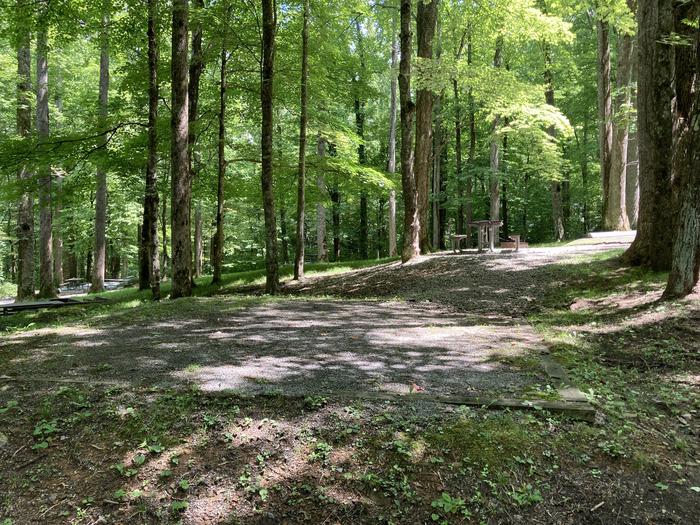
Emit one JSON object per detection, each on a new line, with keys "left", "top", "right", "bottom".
{"left": 415, "top": 0, "right": 439, "bottom": 253}
{"left": 316, "top": 136, "right": 328, "bottom": 262}
{"left": 53, "top": 176, "right": 63, "bottom": 285}
{"left": 624, "top": 0, "right": 675, "bottom": 270}
{"left": 489, "top": 37, "right": 503, "bottom": 243}
{"left": 605, "top": 29, "right": 633, "bottom": 231}
{"left": 143, "top": 0, "right": 160, "bottom": 299}
{"left": 626, "top": 124, "right": 639, "bottom": 229}
{"left": 16, "top": 0, "right": 34, "bottom": 301}
{"left": 387, "top": 11, "right": 398, "bottom": 257}
{"left": 194, "top": 203, "right": 203, "bottom": 278}
{"left": 597, "top": 18, "right": 613, "bottom": 226}
{"left": 294, "top": 0, "right": 309, "bottom": 279}
{"left": 400, "top": 0, "right": 419, "bottom": 262}
{"left": 170, "top": 0, "right": 192, "bottom": 297}
{"left": 543, "top": 44, "right": 565, "bottom": 241}
{"left": 261, "top": 0, "right": 279, "bottom": 293}
{"left": 431, "top": 17, "right": 443, "bottom": 250}
{"left": 36, "top": 0, "right": 55, "bottom": 299}
{"left": 212, "top": 17, "right": 230, "bottom": 286}
{"left": 664, "top": 11, "right": 699, "bottom": 298}
{"left": 91, "top": 0, "right": 110, "bottom": 293}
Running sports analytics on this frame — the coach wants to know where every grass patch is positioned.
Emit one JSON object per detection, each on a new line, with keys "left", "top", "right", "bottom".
{"left": 425, "top": 412, "right": 535, "bottom": 469}
{"left": 0, "top": 257, "right": 398, "bottom": 334}
{"left": 0, "top": 280, "right": 16, "bottom": 299}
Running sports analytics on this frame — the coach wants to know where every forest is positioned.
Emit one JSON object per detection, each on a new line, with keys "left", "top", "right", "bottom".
{"left": 0, "top": 0, "right": 695, "bottom": 301}
{"left": 0, "top": 0, "right": 699, "bottom": 524}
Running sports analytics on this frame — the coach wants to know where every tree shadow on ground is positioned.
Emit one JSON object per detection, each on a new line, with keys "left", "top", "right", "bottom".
{"left": 1, "top": 299, "right": 547, "bottom": 398}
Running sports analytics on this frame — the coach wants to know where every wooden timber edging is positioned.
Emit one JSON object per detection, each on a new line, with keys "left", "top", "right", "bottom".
{"left": 0, "top": 375, "right": 596, "bottom": 422}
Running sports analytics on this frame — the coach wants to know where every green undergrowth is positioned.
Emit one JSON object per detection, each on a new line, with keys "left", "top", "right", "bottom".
{"left": 0, "top": 257, "right": 398, "bottom": 334}
{"left": 529, "top": 249, "right": 699, "bottom": 484}
{"left": 0, "top": 385, "right": 584, "bottom": 524}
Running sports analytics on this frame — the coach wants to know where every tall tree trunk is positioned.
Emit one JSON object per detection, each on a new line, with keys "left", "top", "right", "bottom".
{"left": 605, "top": 28, "right": 633, "bottom": 230}
{"left": 261, "top": 0, "right": 279, "bottom": 293}
{"left": 466, "top": 30, "right": 475, "bottom": 242}
{"left": 90, "top": 0, "right": 110, "bottom": 293}
{"left": 188, "top": 0, "right": 204, "bottom": 238}
{"left": 400, "top": 0, "right": 418, "bottom": 262}
{"left": 161, "top": 177, "right": 169, "bottom": 278}
{"left": 91, "top": 0, "right": 110, "bottom": 293}
{"left": 581, "top": 114, "right": 591, "bottom": 233}
{"left": 293, "top": 0, "right": 309, "bottom": 279}
{"left": 624, "top": 0, "right": 675, "bottom": 270}
{"left": 16, "top": 0, "right": 34, "bottom": 301}
{"left": 387, "top": 12, "right": 398, "bottom": 257}
{"left": 330, "top": 185, "right": 341, "bottom": 261}
{"left": 188, "top": 0, "right": 204, "bottom": 172}
{"left": 432, "top": 93, "right": 442, "bottom": 249}
{"left": 415, "top": 0, "right": 439, "bottom": 253}
{"left": 139, "top": 221, "right": 148, "bottom": 289}
{"left": 53, "top": 176, "right": 63, "bottom": 285}
{"left": 212, "top": 25, "right": 229, "bottom": 285}
{"left": 36, "top": 0, "right": 54, "bottom": 299}
{"left": 188, "top": 0, "right": 204, "bottom": 288}
{"left": 489, "top": 37, "right": 503, "bottom": 244}
{"left": 453, "top": 78, "right": 463, "bottom": 235}
{"left": 543, "top": 43, "right": 565, "bottom": 241}
{"left": 626, "top": 31, "right": 639, "bottom": 229}
{"left": 502, "top": 132, "right": 509, "bottom": 239}
{"left": 626, "top": 129, "right": 639, "bottom": 229}
{"left": 140, "top": 0, "right": 160, "bottom": 298}
{"left": 170, "top": 0, "right": 192, "bottom": 298}
{"left": 353, "top": 19, "right": 368, "bottom": 260}
{"left": 597, "top": 18, "right": 613, "bottom": 226}
{"left": 316, "top": 136, "right": 328, "bottom": 262}
{"left": 663, "top": 9, "right": 699, "bottom": 298}
{"left": 432, "top": 17, "right": 443, "bottom": 250}
{"left": 280, "top": 207, "right": 289, "bottom": 264}
{"left": 194, "top": 203, "right": 203, "bottom": 277}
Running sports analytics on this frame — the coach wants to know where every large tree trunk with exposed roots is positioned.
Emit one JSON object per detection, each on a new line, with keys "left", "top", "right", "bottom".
{"left": 624, "top": 0, "right": 675, "bottom": 270}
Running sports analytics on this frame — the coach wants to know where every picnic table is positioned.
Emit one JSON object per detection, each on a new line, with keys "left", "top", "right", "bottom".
{"left": 452, "top": 220, "right": 503, "bottom": 253}
{"left": 470, "top": 220, "right": 503, "bottom": 253}
{"left": 62, "top": 278, "right": 85, "bottom": 291}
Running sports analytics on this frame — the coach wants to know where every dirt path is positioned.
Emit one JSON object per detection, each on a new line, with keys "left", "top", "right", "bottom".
{"left": 1, "top": 244, "right": 623, "bottom": 400}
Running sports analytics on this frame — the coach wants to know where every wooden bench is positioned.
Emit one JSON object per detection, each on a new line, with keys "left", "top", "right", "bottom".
{"left": 451, "top": 234, "right": 471, "bottom": 253}
{"left": 500, "top": 234, "right": 523, "bottom": 251}
{"left": 1, "top": 296, "right": 110, "bottom": 316}
{"left": 1, "top": 300, "right": 64, "bottom": 316}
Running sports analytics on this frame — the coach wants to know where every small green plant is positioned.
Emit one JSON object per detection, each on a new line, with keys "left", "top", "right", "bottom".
{"left": 304, "top": 396, "right": 328, "bottom": 409}
{"left": 309, "top": 441, "right": 332, "bottom": 463}
{"left": 111, "top": 462, "right": 138, "bottom": 477}
{"left": 597, "top": 439, "right": 627, "bottom": 458}
{"left": 32, "top": 419, "right": 59, "bottom": 450}
{"left": 171, "top": 500, "right": 188, "bottom": 512}
{"left": 509, "top": 484, "right": 543, "bottom": 506}
{"left": 431, "top": 492, "right": 471, "bottom": 523}
{"left": 0, "top": 400, "right": 18, "bottom": 414}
